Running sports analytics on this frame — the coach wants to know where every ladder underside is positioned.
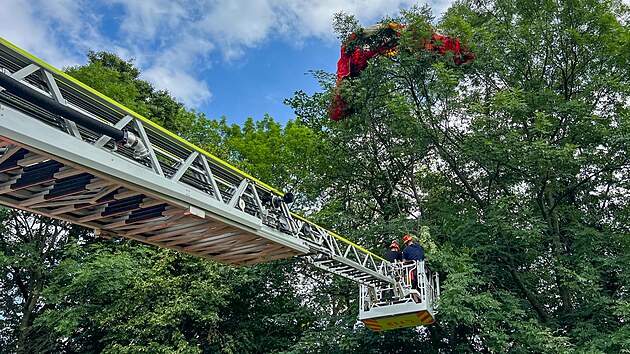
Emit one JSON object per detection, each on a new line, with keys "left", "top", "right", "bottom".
{"left": 0, "top": 116, "right": 304, "bottom": 266}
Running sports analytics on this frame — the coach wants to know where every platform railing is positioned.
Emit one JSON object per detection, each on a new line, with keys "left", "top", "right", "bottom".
{"left": 359, "top": 260, "right": 439, "bottom": 311}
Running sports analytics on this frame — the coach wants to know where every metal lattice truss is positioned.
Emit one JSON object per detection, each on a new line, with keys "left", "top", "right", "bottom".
{"left": 0, "top": 38, "right": 394, "bottom": 287}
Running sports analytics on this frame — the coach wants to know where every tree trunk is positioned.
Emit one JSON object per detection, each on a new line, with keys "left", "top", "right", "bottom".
{"left": 17, "top": 271, "right": 43, "bottom": 354}
{"left": 546, "top": 191, "right": 572, "bottom": 313}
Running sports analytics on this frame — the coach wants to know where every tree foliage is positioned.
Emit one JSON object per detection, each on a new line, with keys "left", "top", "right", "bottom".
{"left": 0, "top": 210, "right": 91, "bottom": 354}
{"left": 287, "top": 0, "right": 630, "bottom": 352}
{"left": 1, "top": 0, "right": 629, "bottom": 352}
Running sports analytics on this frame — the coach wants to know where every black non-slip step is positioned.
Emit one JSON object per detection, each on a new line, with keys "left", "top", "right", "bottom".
{"left": 125, "top": 204, "right": 167, "bottom": 224}
{"left": 0, "top": 148, "right": 28, "bottom": 172}
{"left": 12, "top": 161, "right": 62, "bottom": 189}
{"left": 45, "top": 173, "right": 93, "bottom": 200}
{"left": 101, "top": 195, "right": 146, "bottom": 216}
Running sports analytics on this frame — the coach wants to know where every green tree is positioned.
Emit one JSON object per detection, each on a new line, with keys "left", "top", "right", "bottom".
{"left": 34, "top": 243, "right": 230, "bottom": 353}
{"left": 0, "top": 209, "right": 91, "bottom": 354}
{"left": 286, "top": 1, "right": 630, "bottom": 351}
{"left": 218, "top": 115, "right": 325, "bottom": 206}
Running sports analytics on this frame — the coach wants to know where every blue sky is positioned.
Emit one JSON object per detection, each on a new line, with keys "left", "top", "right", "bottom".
{"left": 1, "top": 0, "right": 453, "bottom": 126}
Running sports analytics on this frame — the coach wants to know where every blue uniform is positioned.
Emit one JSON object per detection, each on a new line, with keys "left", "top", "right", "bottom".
{"left": 383, "top": 250, "right": 402, "bottom": 262}
{"left": 402, "top": 243, "right": 425, "bottom": 261}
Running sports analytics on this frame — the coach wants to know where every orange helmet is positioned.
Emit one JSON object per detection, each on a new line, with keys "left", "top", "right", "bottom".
{"left": 403, "top": 235, "right": 413, "bottom": 244}
{"left": 389, "top": 240, "right": 400, "bottom": 251}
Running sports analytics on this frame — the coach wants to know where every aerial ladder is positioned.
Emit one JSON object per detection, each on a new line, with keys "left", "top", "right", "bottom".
{"left": 0, "top": 38, "right": 439, "bottom": 331}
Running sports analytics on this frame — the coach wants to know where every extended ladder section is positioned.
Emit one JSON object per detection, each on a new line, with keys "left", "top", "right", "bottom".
{"left": 0, "top": 38, "right": 392, "bottom": 288}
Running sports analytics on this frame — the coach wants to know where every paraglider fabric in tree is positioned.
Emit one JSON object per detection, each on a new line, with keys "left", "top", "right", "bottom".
{"left": 330, "top": 23, "right": 474, "bottom": 121}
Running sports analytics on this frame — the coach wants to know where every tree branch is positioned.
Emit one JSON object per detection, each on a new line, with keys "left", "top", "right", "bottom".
{"left": 506, "top": 265, "right": 550, "bottom": 323}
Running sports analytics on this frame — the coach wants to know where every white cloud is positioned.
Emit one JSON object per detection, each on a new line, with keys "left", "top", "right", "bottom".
{"left": 0, "top": 0, "right": 78, "bottom": 67}
{"left": 152, "top": 33, "right": 215, "bottom": 69}
{"left": 143, "top": 66, "right": 213, "bottom": 107}
{"left": 278, "top": 0, "right": 420, "bottom": 37}
{"left": 427, "top": 0, "right": 455, "bottom": 18}
{"left": 141, "top": 32, "right": 215, "bottom": 106}
{"left": 1, "top": 0, "right": 455, "bottom": 108}
{"left": 0, "top": 0, "right": 118, "bottom": 67}
{"left": 200, "top": 0, "right": 275, "bottom": 45}
{"left": 108, "top": 0, "right": 190, "bottom": 39}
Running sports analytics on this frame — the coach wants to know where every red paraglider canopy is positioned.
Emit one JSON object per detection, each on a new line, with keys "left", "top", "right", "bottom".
{"left": 330, "top": 23, "right": 474, "bottom": 121}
